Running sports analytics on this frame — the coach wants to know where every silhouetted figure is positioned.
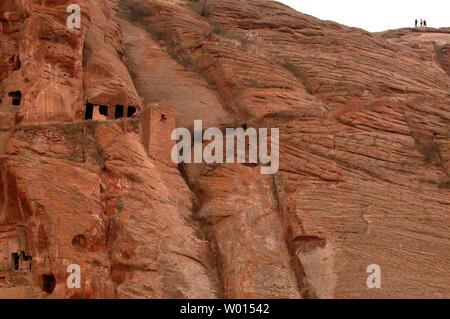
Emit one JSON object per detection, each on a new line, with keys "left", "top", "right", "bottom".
{"left": 415, "top": 19, "right": 418, "bottom": 27}
{"left": 423, "top": 20, "right": 427, "bottom": 27}
{"left": 420, "top": 19, "right": 423, "bottom": 27}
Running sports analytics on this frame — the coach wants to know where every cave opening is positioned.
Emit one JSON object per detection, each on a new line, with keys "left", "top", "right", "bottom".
{"left": 40, "top": 274, "right": 56, "bottom": 294}
{"left": 127, "top": 106, "right": 136, "bottom": 117}
{"left": 11, "top": 253, "right": 19, "bottom": 270}
{"left": 85, "top": 103, "right": 93, "bottom": 120}
{"left": 21, "top": 251, "right": 31, "bottom": 261}
{"left": 161, "top": 113, "right": 167, "bottom": 122}
{"left": 99, "top": 105, "right": 108, "bottom": 116}
{"left": 8, "top": 91, "right": 22, "bottom": 106}
{"left": 115, "top": 105, "right": 124, "bottom": 119}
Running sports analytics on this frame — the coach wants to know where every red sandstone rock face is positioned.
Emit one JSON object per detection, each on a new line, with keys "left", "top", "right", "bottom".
{"left": 82, "top": 0, "right": 142, "bottom": 110}
{"left": 1, "top": 120, "right": 219, "bottom": 298}
{"left": 0, "top": 0, "right": 88, "bottom": 125}
{"left": 184, "top": 161, "right": 301, "bottom": 298}
{"left": 119, "top": 18, "right": 232, "bottom": 129}
{"left": 0, "top": 0, "right": 449, "bottom": 298}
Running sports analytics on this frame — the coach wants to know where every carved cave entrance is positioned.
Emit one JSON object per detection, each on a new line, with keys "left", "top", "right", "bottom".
{"left": 127, "top": 106, "right": 136, "bottom": 117}
{"left": 84, "top": 103, "right": 137, "bottom": 120}
{"left": 11, "top": 252, "right": 19, "bottom": 270}
{"left": 40, "top": 274, "right": 56, "bottom": 294}
{"left": 85, "top": 103, "right": 93, "bottom": 120}
{"left": 115, "top": 105, "right": 124, "bottom": 118}
{"left": 8, "top": 91, "right": 22, "bottom": 106}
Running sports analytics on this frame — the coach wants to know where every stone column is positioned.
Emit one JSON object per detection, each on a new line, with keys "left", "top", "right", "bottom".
{"left": 142, "top": 104, "right": 176, "bottom": 167}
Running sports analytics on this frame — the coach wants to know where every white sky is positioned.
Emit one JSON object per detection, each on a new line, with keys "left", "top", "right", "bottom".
{"left": 276, "top": 0, "right": 449, "bottom": 32}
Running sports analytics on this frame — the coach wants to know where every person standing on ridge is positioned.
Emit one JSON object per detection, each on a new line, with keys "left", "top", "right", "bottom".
{"left": 415, "top": 19, "right": 418, "bottom": 27}
{"left": 424, "top": 20, "right": 427, "bottom": 27}
{"left": 420, "top": 19, "right": 423, "bottom": 27}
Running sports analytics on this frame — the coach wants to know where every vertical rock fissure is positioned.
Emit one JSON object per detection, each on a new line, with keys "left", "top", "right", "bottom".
{"left": 176, "top": 163, "right": 225, "bottom": 298}
{"left": 271, "top": 173, "right": 316, "bottom": 299}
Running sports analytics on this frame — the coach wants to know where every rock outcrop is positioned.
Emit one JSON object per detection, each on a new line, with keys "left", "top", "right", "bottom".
{"left": 0, "top": 0, "right": 448, "bottom": 298}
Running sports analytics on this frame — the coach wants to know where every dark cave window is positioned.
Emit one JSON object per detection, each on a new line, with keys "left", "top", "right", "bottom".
{"left": 11, "top": 253, "right": 19, "bottom": 270}
{"left": 99, "top": 105, "right": 108, "bottom": 116}
{"left": 242, "top": 123, "right": 248, "bottom": 130}
{"left": 14, "top": 56, "right": 21, "bottom": 70}
{"left": 85, "top": 103, "right": 93, "bottom": 120}
{"left": 21, "top": 251, "right": 31, "bottom": 261}
{"left": 8, "top": 91, "right": 22, "bottom": 106}
{"left": 161, "top": 113, "right": 167, "bottom": 122}
{"left": 115, "top": 105, "right": 124, "bottom": 119}
{"left": 40, "top": 274, "right": 56, "bottom": 294}
{"left": 127, "top": 106, "right": 136, "bottom": 117}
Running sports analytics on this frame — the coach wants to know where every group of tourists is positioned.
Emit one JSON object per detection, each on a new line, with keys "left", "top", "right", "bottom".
{"left": 415, "top": 19, "right": 427, "bottom": 27}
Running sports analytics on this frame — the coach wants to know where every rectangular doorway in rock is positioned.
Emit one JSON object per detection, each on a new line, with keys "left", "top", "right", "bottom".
{"left": 127, "top": 106, "right": 136, "bottom": 117}
{"left": 115, "top": 105, "right": 124, "bottom": 118}
{"left": 11, "top": 252, "right": 19, "bottom": 270}
{"left": 21, "top": 251, "right": 31, "bottom": 262}
{"left": 8, "top": 91, "right": 21, "bottom": 106}
{"left": 85, "top": 103, "right": 94, "bottom": 120}
{"left": 99, "top": 105, "right": 108, "bottom": 116}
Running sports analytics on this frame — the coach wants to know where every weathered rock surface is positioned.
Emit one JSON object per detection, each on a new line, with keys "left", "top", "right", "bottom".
{"left": 0, "top": 0, "right": 88, "bottom": 125}
{"left": 1, "top": 119, "right": 219, "bottom": 298}
{"left": 0, "top": 0, "right": 449, "bottom": 298}
{"left": 119, "top": 18, "right": 231, "bottom": 129}
{"left": 82, "top": 0, "right": 141, "bottom": 109}
{"left": 184, "top": 161, "right": 301, "bottom": 298}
